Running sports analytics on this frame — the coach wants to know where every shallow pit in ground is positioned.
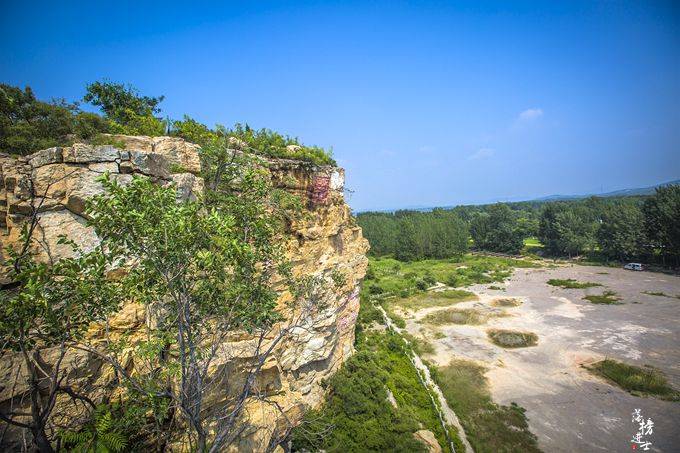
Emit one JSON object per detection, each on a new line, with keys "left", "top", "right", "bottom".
{"left": 492, "top": 298, "right": 522, "bottom": 308}
{"left": 487, "top": 329, "right": 538, "bottom": 348}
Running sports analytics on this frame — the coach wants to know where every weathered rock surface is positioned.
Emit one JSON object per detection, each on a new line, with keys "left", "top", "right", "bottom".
{"left": 0, "top": 136, "right": 368, "bottom": 451}
{"left": 413, "top": 430, "right": 443, "bottom": 453}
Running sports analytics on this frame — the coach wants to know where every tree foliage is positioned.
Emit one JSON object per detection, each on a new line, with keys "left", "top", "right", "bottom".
{"left": 358, "top": 209, "right": 469, "bottom": 261}
{"left": 1, "top": 82, "right": 335, "bottom": 165}
{"left": 643, "top": 185, "right": 680, "bottom": 265}
{"left": 360, "top": 188, "right": 679, "bottom": 266}
{"left": 0, "top": 84, "right": 109, "bottom": 155}
{"left": 469, "top": 204, "right": 524, "bottom": 254}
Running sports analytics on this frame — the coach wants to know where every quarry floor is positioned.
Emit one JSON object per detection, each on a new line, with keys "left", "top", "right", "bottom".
{"left": 403, "top": 264, "right": 680, "bottom": 453}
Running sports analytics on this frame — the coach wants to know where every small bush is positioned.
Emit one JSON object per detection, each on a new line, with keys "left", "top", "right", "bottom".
{"left": 368, "top": 284, "right": 384, "bottom": 295}
{"left": 586, "top": 359, "right": 679, "bottom": 401}
{"left": 547, "top": 278, "right": 601, "bottom": 289}
{"left": 583, "top": 291, "right": 621, "bottom": 305}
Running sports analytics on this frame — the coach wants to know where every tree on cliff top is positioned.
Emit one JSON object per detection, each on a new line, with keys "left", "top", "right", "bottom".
{"left": 0, "top": 84, "right": 109, "bottom": 155}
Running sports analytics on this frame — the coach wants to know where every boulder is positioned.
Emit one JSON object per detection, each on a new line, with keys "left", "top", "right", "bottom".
{"left": 413, "top": 430, "right": 443, "bottom": 453}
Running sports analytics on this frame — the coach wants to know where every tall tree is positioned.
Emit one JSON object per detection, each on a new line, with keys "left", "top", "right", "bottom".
{"left": 597, "top": 201, "right": 645, "bottom": 261}
{"left": 643, "top": 185, "right": 680, "bottom": 266}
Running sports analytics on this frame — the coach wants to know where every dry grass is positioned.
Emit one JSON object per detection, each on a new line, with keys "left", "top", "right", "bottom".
{"left": 487, "top": 329, "right": 538, "bottom": 348}
{"left": 422, "top": 308, "right": 488, "bottom": 325}
{"left": 393, "top": 289, "right": 477, "bottom": 311}
{"left": 492, "top": 298, "right": 522, "bottom": 308}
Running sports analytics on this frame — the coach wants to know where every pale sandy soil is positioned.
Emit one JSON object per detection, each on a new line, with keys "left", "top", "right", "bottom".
{"left": 402, "top": 265, "right": 680, "bottom": 452}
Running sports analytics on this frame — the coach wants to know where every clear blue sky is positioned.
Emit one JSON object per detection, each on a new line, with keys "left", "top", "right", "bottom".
{"left": 1, "top": 1, "right": 678, "bottom": 211}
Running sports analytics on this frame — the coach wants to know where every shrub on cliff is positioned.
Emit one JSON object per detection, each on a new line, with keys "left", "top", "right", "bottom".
{"left": 1, "top": 81, "right": 335, "bottom": 166}
{"left": 0, "top": 84, "right": 110, "bottom": 155}
{"left": 0, "top": 140, "right": 320, "bottom": 451}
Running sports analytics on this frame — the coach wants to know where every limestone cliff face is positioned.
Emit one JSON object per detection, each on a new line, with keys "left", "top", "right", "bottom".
{"left": 0, "top": 136, "right": 368, "bottom": 450}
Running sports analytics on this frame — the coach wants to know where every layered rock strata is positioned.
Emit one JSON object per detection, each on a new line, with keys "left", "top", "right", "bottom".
{"left": 0, "top": 135, "right": 368, "bottom": 451}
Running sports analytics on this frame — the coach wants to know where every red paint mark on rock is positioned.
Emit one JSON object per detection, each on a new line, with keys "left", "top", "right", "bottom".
{"left": 310, "top": 175, "right": 330, "bottom": 205}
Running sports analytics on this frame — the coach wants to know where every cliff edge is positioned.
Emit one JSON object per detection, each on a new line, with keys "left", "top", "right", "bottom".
{"left": 0, "top": 135, "right": 368, "bottom": 450}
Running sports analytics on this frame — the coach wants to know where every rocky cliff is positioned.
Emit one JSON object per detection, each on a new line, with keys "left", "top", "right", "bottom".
{"left": 0, "top": 135, "right": 368, "bottom": 450}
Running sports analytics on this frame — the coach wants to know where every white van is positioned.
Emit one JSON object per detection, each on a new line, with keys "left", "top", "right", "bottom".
{"left": 624, "top": 263, "right": 644, "bottom": 271}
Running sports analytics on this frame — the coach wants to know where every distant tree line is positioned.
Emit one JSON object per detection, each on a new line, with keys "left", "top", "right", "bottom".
{"left": 357, "top": 186, "right": 680, "bottom": 266}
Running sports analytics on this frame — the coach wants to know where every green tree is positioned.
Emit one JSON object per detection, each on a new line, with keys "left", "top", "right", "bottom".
{"left": 597, "top": 201, "right": 645, "bottom": 261}
{"left": 0, "top": 84, "right": 109, "bottom": 155}
{"left": 83, "top": 81, "right": 165, "bottom": 136}
{"left": 470, "top": 204, "right": 524, "bottom": 254}
{"left": 643, "top": 185, "right": 680, "bottom": 266}
{"left": 395, "top": 218, "right": 419, "bottom": 261}
{"left": 0, "top": 221, "right": 124, "bottom": 452}
{"left": 553, "top": 209, "right": 595, "bottom": 257}
{"left": 77, "top": 141, "right": 316, "bottom": 452}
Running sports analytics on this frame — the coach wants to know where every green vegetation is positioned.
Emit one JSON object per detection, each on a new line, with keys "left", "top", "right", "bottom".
{"left": 583, "top": 291, "right": 621, "bottom": 305}
{"left": 366, "top": 255, "right": 535, "bottom": 298}
{"left": 359, "top": 186, "right": 680, "bottom": 268}
{"left": 522, "top": 237, "right": 544, "bottom": 255}
{"left": 0, "top": 82, "right": 335, "bottom": 165}
{"left": 357, "top": 209, "right": 469, "bottom": 260}
{"left": 470, "top": 204, "right": 525, "bottom": 254}
{"left": 394, "top": 290, "right": 478, "bottom": 311}
{"left": 421, "top": 308, "right": 488, "bottom": 325}
{"left": 641, "top": 291, "right": 680, "bottom": 299}
{"left": 0, "top": 138, "right": 312, "bottom": 451}
{"left": 430, "top": 360, "right": 541, "bottom": 453}
{"left": 547, "top": 278, "right": 602, "bottom": 289}
{"left": 291, "top": 326, "right": 462, "bottom": 452}
{"left": 488, "top": 285, "right": 505, "bottom": 290}
{"left": 585, "top": 359, "right": 679, "bottom": 401}
{"left": 487, "top": 329, "right": 538, "bottom": 348}
{"left": 492, "top": 298, "right": 522, "bottom": 307}
{"left": 403, "top": 332, "right": 436, "bottom": 355}
{"left": 0, "top": 84, "right": 110, "bottom": 155}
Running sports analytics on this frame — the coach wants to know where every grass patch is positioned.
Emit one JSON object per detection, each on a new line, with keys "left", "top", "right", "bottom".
{"left": 422, "top": 308, "right": 487, "bottom": 326}
{"left": 393, "top": 290, "right": 478, "bottom": 312}
{"left": 583, "top": 291, "right": 621, "bottom": 305}
{"left": 585, "top": 359, "right": 679, "bottom": 401}
{"left": 487, "top": 329, "right": 538, "bottom": 348}
{"left": 430, "top": 360, "right": 540, "bottom": 453}
{"left": 383, "top": 304, "right": 407, "bottom": 328}
{"left": 488, "top": 285, "right": 504, "bottom": 291}
{"left": 547, "top": 278, "right": 602, "bottom": 289}
{"left": 641, "top": 291, "right": 680, "bottom": 299}
{"left": 366, "top": 255, "right": 538, "bottom": 297}
{"left": 492, "top": 298, "right": 522, "bottom": 308}
{"left": 403, "top": 332, "right": 436, "bottom": 356}
{"left": 596, "top": 271, "right": 609, "bottom": 275}
{"left": 433, "top": 331, "right": 446, "bottom": 340}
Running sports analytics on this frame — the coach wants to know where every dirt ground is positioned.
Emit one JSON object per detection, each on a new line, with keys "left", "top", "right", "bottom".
{"left": 403, "top": 264, "right": 680, "bottom": 452}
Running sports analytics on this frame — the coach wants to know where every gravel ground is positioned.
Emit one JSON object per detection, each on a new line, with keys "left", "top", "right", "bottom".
{"left": 404, "top": 264, "right": 680, "bottom": 452}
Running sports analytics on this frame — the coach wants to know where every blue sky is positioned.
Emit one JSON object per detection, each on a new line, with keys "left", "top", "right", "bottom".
{"left": 1, "top": 1, "right": 678, "bottom": 211}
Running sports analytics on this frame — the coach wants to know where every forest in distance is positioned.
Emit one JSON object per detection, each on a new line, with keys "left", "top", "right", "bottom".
{"left": 356, "top": 188, "right": 680, "bottom": 267}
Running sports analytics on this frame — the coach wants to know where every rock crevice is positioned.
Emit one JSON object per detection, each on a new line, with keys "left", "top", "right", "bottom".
{"left": 0, "top": 135, "right": 368, "bottom": 451}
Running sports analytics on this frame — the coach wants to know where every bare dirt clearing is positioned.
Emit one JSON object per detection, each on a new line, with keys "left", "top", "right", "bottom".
{"left": 403, "top": 265, "right": 680, "bottom": 452}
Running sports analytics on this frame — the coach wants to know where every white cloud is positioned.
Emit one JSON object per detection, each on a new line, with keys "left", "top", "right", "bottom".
{"left": 517, "top": 108, "right": 543, "bottom": 121}
{"left": 468, "top": 148, "right": 495, "bottom": 160}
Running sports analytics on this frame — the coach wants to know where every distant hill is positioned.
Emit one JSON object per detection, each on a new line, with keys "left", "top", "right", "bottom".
{"left": 357, "top": 179, "right": 680, "bottom": 214}
{"left": 532, "top": 179, "right": 680, "bottom": 202}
